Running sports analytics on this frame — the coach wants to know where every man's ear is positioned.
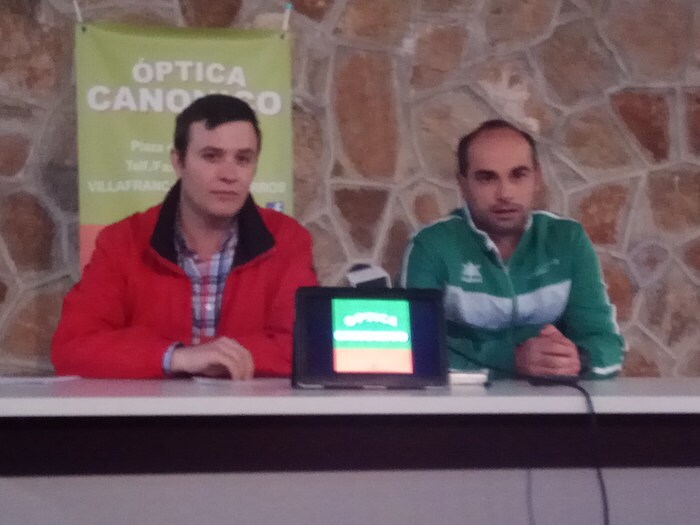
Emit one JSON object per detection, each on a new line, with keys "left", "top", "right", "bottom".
{"left": 456, "top": 170, "right": 469, "bottom": 201}
{"left": 170, "top": 148, "right": 183, "bottom": 178}
{"left": 534, "top": 164, "right": 543, "bottom": 190}
{"left": 532, "top": 165, "right": 547, "bottom": 209}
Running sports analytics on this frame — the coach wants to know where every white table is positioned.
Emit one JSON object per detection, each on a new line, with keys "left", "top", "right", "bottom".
{"left": 2, "top": 377, "right": 700, "bottom": 525}
{"left": 0, "top": 377, "right": 699, "bottom": 476}
{"left": 1, "top": 377, "right": 699, "bottom": 417}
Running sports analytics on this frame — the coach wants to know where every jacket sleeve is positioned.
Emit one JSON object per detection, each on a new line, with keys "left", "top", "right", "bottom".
{"left": 400, "top": 233, "right": 446, "bottom": 289}
{"left": 51, "top": 225, "right": 174, "bottom": 378}
{"left": 234, "top": 225, "right": 318, "bottom": 377}
{"left": 557, "top": 225, "right": 625, "bottom": 379}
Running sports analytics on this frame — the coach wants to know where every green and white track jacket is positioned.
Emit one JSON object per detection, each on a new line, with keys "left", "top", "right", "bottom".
{"left": 401, "top": 207, "right": 624, "bottom": 379}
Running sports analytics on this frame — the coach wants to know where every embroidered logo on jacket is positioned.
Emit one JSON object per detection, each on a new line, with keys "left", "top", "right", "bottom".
{"left": 461, "top": 262, "right": 483, "bottom": 283}
{"left": 530, "top": 258, "right": 560, "bottom": 278}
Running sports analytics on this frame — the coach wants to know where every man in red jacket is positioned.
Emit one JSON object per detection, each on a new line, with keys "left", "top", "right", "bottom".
{"left": 52, "top": 95, "right": 317, "bottom": 379}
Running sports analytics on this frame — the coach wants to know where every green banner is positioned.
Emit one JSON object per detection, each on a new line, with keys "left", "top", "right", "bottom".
{"left": 75, "top": 23, "right": 293, "bottom": 266}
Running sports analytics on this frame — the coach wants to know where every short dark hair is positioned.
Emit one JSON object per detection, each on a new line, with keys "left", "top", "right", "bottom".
{"left": 456, "top": 119, "right": 538, "bottom": 177}
{"left": 173, "top": 94, "right": 261, "bottom": 162}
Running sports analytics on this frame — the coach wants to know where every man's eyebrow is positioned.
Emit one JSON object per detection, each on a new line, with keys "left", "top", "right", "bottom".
{"left": 236, "top": 147, "right": 257, "bottom": 155}
{"left": 198, "top": 145, "right": 224, "bottom": 153}
{"left": 511, "top": 165, "right": 532, "bottom": 172}
{"left": 197, "top": 146, "right": 257, "bottom": 154}
{"left": 473, "top": 169, "right": 497, "bottom": 177}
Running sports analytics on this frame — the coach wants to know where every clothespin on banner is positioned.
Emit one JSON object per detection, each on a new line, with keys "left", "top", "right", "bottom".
{"left": 72, "top": 0, "right": 84, "bottom": 23}
{"left": 281, "top": 2, "right": 292, "bottom": 38}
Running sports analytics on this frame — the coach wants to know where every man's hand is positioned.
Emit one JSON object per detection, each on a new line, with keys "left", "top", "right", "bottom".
{"left": 515, "top": 324, "right": 580, "bottom": 377}
{"left": 170, "top": 337, "right": 254, "bottom": 380}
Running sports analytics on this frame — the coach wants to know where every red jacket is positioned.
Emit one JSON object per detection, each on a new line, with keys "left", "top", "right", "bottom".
{"left": 51, "top": 183, "right": 318, "bottom": 378}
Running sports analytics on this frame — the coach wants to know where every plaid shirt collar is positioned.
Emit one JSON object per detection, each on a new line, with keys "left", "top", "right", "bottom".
{"left": 173, "top": 219, "right": 238, "bottom": 262}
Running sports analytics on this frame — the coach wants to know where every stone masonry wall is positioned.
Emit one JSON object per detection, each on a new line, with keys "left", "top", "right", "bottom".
{"left": 0, "top": 0, "right": 699, "bottom": 377}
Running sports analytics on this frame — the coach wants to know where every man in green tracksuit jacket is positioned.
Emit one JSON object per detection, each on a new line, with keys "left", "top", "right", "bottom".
{"left": 401, "top": 120, "right": 624, "bottom": 379}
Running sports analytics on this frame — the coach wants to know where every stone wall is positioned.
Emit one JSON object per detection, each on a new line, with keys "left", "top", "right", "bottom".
{"left": 0, "top": 0, "right": 698, "bottom": 377}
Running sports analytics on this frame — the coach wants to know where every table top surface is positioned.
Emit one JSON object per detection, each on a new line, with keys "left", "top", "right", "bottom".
{"left": 0, "top": 376, "right": 699, "bottom": 417}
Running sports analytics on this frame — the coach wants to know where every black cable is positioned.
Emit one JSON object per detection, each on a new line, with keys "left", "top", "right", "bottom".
{"left": 567, "top": 381, "right": 610, "bottom": 525}
{"left": 525, "top": 467, "right": 536, "bottom": 525}
{"left": 463, "top": 359, "right": 610, "bottom": 525}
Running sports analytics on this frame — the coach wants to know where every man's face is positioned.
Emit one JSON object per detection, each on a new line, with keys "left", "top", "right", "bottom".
{"left": 172, "top": 120, "right": 259, "bottom": 224}
{"left": 458, "top": 128, "right": 541, "bottom": 238}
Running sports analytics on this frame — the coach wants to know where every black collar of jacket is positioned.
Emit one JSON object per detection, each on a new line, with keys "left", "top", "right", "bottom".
{"left": 150, "top": 180, "right": 276, "bottom": 267}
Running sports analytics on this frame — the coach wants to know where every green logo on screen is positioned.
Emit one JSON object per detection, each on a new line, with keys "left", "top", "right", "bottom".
{"left": 331, "top": 298, "right": 413, "bottom": 374}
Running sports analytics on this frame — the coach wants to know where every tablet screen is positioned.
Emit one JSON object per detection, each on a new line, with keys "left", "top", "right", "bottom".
{"left": 293, "top": 287, "right": 447, "bottom": 389}
{"left": 332, "top": 298, "right": 413, "bottom": 374}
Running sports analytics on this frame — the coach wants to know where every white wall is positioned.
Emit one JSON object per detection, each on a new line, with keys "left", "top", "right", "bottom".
{"left": 2, "top": 468, "right": 699, "bottom": 525}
